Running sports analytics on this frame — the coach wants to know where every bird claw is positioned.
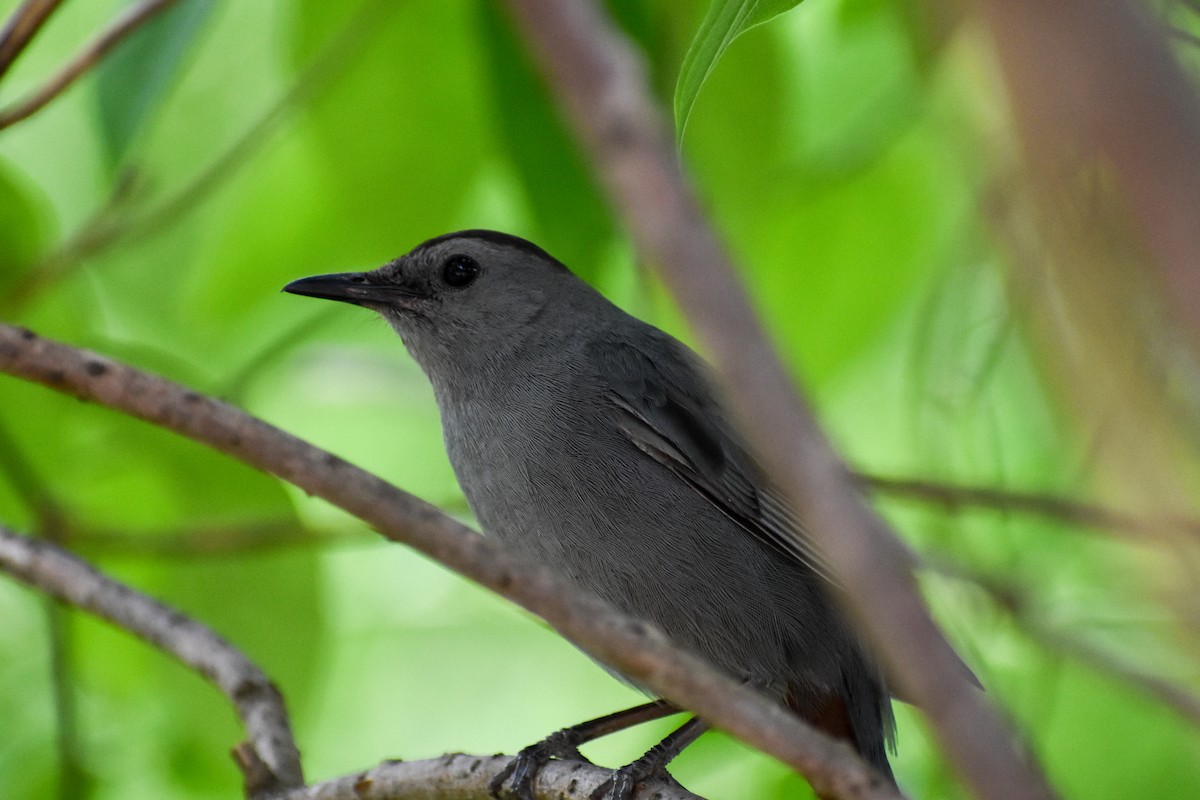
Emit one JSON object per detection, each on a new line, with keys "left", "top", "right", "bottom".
{"left": 588, "top": 761, "right": 682, "bottom": 800}
{"left": 489, "top": 731, "right": 592, "bottom": 800}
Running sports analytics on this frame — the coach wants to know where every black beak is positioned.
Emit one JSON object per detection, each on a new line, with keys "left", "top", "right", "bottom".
{"left": 282, "top": 272, "right": 426, "bottom": 306}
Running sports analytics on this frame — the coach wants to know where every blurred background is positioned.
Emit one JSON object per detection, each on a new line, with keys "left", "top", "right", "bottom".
{"left": 1, "top": 1, "right": 1200, "bottom": 798}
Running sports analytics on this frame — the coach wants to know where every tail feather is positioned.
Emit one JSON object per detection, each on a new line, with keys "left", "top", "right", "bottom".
{"left": 787, "top": 688, "right": 895, "bottom": 787}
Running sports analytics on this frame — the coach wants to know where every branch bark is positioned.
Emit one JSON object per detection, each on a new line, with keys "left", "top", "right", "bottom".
{"left": 0, "top": 522, "right": 304, "bottom": 796}
{"left": 501, "top": 2, "right": 1054, "bottom": 799}
{"left": 974, "top": 0, "right": 1200, "bottom": 346}
{"left": 0, "top": 324, "right": 900, "bottom": 800}
{"left": 276, "top": 754, "right": 701, "bottom": 800}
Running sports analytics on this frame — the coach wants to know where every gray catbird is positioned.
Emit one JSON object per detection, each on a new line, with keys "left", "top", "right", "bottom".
{"left": 284, "top": 230, "right": 896, "bottom": 799}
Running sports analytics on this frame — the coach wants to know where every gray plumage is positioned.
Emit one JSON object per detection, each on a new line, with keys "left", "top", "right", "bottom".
{"left": 284, "top": 230, "right": 896, "bottom": 781}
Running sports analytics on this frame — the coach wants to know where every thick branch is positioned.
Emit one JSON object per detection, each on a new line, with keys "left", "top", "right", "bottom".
{"left": 975, "top": 0, "right": 1200, "bottom": 344}
{"left": 277, "top": 754, "right": 701, "bottom": 800}
{"left": 501, "top": 2, "right": 1053, "bottom": 799}
{"left": 0, "top": 0, "right": 182, "bottom": 130}
{"left": 0, "top": 0, "right": 64, "bottom": 80}
{"left": 0, "top": 325, "right": 898, "bottom": 800}
{"left": 0, "top": 523, "right": 304, "bottom": 796}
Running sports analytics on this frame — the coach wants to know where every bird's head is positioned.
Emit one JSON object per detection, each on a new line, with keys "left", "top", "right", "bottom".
{"left": 284, "top": 230, "right": 590, "bottom": 379}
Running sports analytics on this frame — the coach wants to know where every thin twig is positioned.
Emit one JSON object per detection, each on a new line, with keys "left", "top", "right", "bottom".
{"left": 0, "top": 0, "right": 64, "bottom": 80}
{"left": 0, "top": 522, "right": 305, "bottom": 796}
{"left": 1169, "top": 25, "right": 1200, "bottom": 49}
{"left": 1027, "top": 616, "right": 1200, "bottom": 726}
{"left": 276, "top": 753, "right": 703, "bottom": 800}
{"left": 0, "top": 325, "right": 901, "bottom": 800}
{"left": 0, "top": 418, "right": 92, "bottom": 796}
{"left": 858, "top": 472, "right": 1200, "bottom": 541}
{"left": 932, "top": 557, "right": 1200, "bottom": 727}
{"left": 0, "top": 0, "right": 183, "bottom": 130}
{"left": 74, "top": 520, "right": 361, "bottom": 559}
{"left": 501, "top": 2, "right": 1054, "bottom": 799}
{"left": 2, "top": 0, "right": 388, "bottom": 314}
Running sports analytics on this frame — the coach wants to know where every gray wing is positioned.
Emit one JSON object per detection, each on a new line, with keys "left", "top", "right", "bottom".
{"left": 588, "top": 335, "right": 841, "bottom": 588}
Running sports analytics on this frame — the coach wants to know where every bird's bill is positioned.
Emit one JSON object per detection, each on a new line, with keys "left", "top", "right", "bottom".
{"left": 282, "top": 272, "right": 425, "bottom": 306}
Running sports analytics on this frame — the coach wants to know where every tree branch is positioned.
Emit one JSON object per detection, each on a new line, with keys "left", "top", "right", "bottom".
{"left": 276, "top": 754, "right": 702, "bottom": 800}
{"left": 931, "top": 557, "right": 1200, "bottom": 728}
{"left": 0, "top": 324, "right": 899, "bottom": 799}
{"left": 974, "top": 0, "right": 1200, "bottom": 345}
{"left": 0, "top": 522, "right": 304, "bottom": 796}
{"left": 500, "top": 2, "right": 1053, "bottom": 799}
{"left": 0, "top": 0, "right": 64, "bottom": 81}
{"left": 859, "top": 473, "right": 1200, "bottom": 541}
{"left": 0, "top": 0, "right": 182, "bottom": 130}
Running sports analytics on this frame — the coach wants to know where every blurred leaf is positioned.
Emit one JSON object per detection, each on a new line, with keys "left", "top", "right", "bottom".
{"left": 674, "top": 0, "right": 805, "bottom": 141}
{"left": 283, "top": 0, "right": 486, "bottom": 261}
{"left": 95, "top": 0, "right": 216, "bottom": 168}
{"left": 475, "top": 2, "right": 614, "bottom": 283}
{"left": 0, "top": 161, "right": 48, "bottom": 297}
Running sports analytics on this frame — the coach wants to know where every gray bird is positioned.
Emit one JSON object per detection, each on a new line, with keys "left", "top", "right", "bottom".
{"left": 284, "top": 230, "right": 896, "bottom": 799}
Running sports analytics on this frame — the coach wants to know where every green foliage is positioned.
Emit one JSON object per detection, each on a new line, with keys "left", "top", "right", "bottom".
{"left": 674, "top": 0, "right": 806, "bottom": 140}
{"left": 0, "top": 1, "right": 1197, "bottom": 799}
{"left": 95, "top": 0, "right": 216, "bottom": 168}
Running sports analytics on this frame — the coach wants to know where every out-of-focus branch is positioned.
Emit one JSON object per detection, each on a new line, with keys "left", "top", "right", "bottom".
{"left": 276, "top": 754, "right": 702, "bottom": 800}
{"left": 0, "top": 0, "right": 63, "bottom": 80}
{"left": 501, "top": 2, "right": 1053, "bottom": 799}
{"left": 1, "top": 0, "right": 386, "bottom": 315}
{"left": 0, "top": 325, "right": 900, "bottom": 800}
{"left": 73, "top": 520, "right": 361, "bottom": 558}
{"left": 859, "top": 473, "right": 1200, "bottom": 541}
{"left": 0, "top": 523, "right": 304, "bottom": 797}
{"left": 0, "top": 418, "right": 94, "bottom": 793}
{"left": 0, "top": 0, "right": 182, "bottom": 130}
{"left": 932, "top": 556, "right": 1200, "bottom": 727}
{"left": 1027, "top": 616, "right": 1200, "bottom": 727}
{"left": 974, "top": 0, "right": 1200, "bottom": 345}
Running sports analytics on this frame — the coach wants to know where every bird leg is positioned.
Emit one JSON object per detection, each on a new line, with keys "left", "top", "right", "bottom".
{"left": 490, "top": 699, "right": 680, "bottom": 800}
{"left": 590, "top": 716, "right": 709, "bottom": 800}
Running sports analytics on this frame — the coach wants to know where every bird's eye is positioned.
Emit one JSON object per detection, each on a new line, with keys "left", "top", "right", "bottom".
{"left": 441, "top": 255, "right": 480, "bottom": 288}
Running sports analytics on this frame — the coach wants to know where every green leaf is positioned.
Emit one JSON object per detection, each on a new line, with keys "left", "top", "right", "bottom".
{"left": 0, "top": 159, "right": 48, "bottom": 298}
{"left": 95, "top": 0, "right": 215, "bottom": 168}
{"left": 475, "top": 2, "right": 615, "bottom": 285}
{"left": 674, "top": 0, "right": 805, "bottom": 142}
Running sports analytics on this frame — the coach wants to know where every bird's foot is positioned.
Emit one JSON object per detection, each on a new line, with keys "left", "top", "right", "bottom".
{"left": 490, "top": 730, "right": 592, "bottom": 800}
{"left": 589, "top": 760, "right": 684, "bottom": 800}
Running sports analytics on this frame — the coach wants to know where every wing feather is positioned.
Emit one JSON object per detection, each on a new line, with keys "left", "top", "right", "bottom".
{"left": 592, "top": 337, "right": 841, "bottom": 588}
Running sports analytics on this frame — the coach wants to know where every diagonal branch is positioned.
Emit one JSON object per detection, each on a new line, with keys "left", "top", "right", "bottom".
{"left": 0, "top": 0, "right": 64, "bottom": 81}
{"left": 975, "top": 0, "right": 1200, "bottom": 345}
{"left": 500, "top": 2, "right": 1055, "bottom": 799}
{"left": 0, "top": 522, "right": 304, "bottom": 796}
{"left": 931, "top": 557, "right": 1200, "bottom": 728}
{"left": 0, "top": 324, "right": 900, "bottom": 800}
{"left": 0, "top": 0, "right": 182, "bottom": 130}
